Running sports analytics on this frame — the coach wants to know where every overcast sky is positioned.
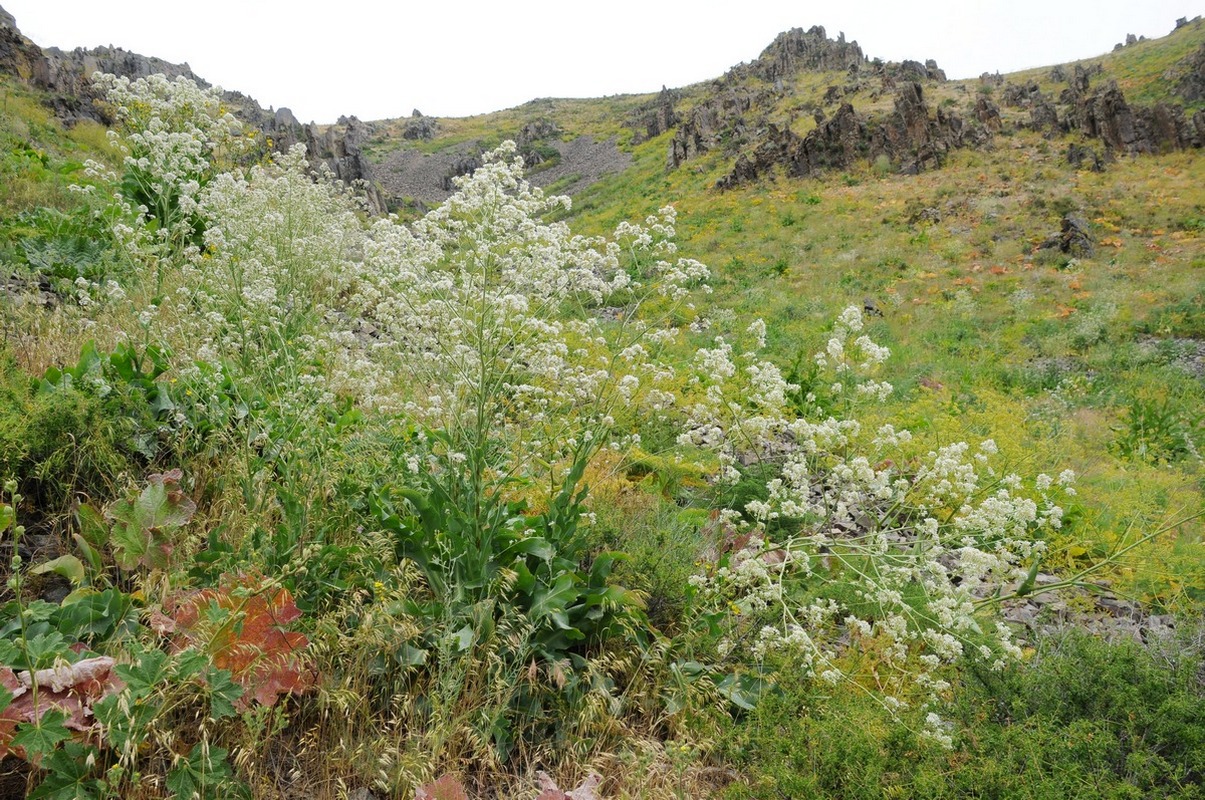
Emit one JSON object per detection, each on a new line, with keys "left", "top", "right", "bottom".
{"left": 4, "top": 1, "right": 1202, "bottom": 123}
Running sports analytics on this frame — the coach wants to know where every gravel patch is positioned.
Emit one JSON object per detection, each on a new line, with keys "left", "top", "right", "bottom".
{"left": 371, "top": 135, "right": 631, "bottom": 206}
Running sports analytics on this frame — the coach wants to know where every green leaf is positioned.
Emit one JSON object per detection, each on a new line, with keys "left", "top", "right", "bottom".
{"left": 23, "top": 632, "right": 72, "bottom": 670}
{"left": 395, "top": 643, "right": 428, "bottom": 667}
{"left": 0, "top": 503, "right": 14, "bottom": 532}
{"left": 717, "top": 672, "right": 768, "bottom": 711}
{"left": 27, "top": 742, "right": 104, "bottom": 800}
{"left": 106, "top": 472, "right": 195, "bottom": 570}
{"left": 1014, "top": 556, "right": 1043, "bottom": 598}
{"left": 453, "top": 625, "right": 475, "bottom": 652}
{"left": 502, "top": 536, "right": 554, "bottom": 563}
{"left": 528, "top": 574, "right": 581, "bottom": 631}
{"left": 115, "top": 648, "right": 170, "bottom": 696}
{"left": 166, "top": 743, "right": 233, "bottom": 800}
{"left": 204, "top": 667, "right": 243, "bottom": 721}
{"left": 53, "top": 588, "right": 137, "bottom": 644}
{"left": 71, "top": 534, "right": 103, "bottom": 575}
{"left": 32, "top": 555, "right": 86, "bottom": 586}
{"left": 11, "top": 709, "right": 72, "bottom": 760}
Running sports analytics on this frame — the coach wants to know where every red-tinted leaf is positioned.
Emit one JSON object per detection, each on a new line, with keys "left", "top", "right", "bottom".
{"left": 0, "top": 658, "right": 122, "bottom": 760}
{"left": 415, "top": 773, "right": 469, "bottom": 800}
{"left": 165, "top": 574, "right": 315, "bottom": 709}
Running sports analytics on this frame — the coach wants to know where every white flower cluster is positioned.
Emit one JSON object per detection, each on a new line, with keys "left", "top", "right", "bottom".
{"left": 93, "top": 73, "right": 711, "bottom": 498}
{"left": 90, "top": 72, "right": 245, "bottom": 257}
{"left": 686, "top": 306, "right": 1073, "bottom": 719}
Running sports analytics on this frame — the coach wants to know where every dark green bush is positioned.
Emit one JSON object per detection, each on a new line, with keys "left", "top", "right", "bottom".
{"left": 719, "top": 627, "right": 1205, "bottom": 799}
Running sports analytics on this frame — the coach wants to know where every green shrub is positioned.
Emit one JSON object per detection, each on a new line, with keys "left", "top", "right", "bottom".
{"left": 720, "top": 627, "right": 1205, "bottom": 799}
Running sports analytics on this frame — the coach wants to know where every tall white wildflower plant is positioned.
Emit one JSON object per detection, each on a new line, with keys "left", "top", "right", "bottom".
{"left": 87, "top": 73, "right": 245, "bottom": 270}
{"left": 681, "top": 306, "right": 1073, "bottom": 745}
{"left": 355, "top": 141, "right": 707, "bottom": 488}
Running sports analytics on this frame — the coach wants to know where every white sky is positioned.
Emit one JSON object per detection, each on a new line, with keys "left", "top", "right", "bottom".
{"left": 4, "top": 1, "right": 1202, "bottom": 123}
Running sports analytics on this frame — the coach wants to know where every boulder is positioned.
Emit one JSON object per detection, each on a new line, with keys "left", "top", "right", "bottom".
{"left": 974, "top": 96, "right": 1002, "bottom": 131}
{"left": 1040, "top": 214, "right": 1094, "bottom": 257}
{"left": 1066, "top": 143, "right": 1104, "bottom": 171}
{"left": 402, "top": 109, "right": 438, "bottom": 140}
{"left": 1029, "top": 94, "right": 1061, "bottom": 135}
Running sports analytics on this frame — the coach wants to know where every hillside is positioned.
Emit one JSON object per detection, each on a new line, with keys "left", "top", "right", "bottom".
{"left": 0, "top": 6, "right": 1203, "bottom": 800}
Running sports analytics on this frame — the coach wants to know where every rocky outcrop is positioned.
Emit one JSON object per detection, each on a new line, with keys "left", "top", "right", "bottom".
{"left": 628, "top": 86, "right": 679, "bottom": 143}
{"left": 0, "top": 7, "right": 390, "bottom": 212}
{"left": 738, "top": 26, "right": 865, "bottom": 83}
{"left": 303, "top": 117, "right": 388, "bottom": 212}
{"left": 716, "top": 81, "right": 990, "bottom": 188}
{"left": 974, "top": 96, "right": 1002, "bottom": 130}
{"left": 667, "top": 86, "right": 767, "bottom": 169}
{"left": 1072, "top": 81, "right": 1196, "bottom": 154}
{"left": 439, "top": 153, "right": 483, "bottom": 192}
{"left": 1173, "top": 43, "right": 1205, "bottom": 102}
{"left": 1066, "top": 143, "right": 1104, "bottom": 171}
{"left": 0, "top": 6, "right": 49, "bottom": 87}
{"left": 402, "top": 109, "right": 438, "bottom": 140}
{"left": 1040, "top": 214, "right": 1094, "bottom": 257}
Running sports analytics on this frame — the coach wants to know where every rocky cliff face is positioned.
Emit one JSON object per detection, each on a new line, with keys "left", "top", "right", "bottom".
{"left": 673, "top": 20, "right": 1202, "bottom": 190}
{"left": 0, "top": 7, "right": 49, "bottom": 87}
{"left": 996, "top": 57, "right": 1204, "bottom": 155}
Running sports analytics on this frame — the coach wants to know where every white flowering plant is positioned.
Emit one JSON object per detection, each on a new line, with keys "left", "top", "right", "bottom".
{"left": 679, "top": 306, "right": 1076, "bottom": 741}
{"left": 90, "top": 72, "right": 246, "bottom": 267}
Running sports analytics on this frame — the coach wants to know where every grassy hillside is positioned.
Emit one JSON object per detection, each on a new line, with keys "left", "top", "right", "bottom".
{"left": 0, "top": 19, "right": 1202, "bottom": 800}
{"left": 367, "top": 20, "right": 1205, "bottom": 603}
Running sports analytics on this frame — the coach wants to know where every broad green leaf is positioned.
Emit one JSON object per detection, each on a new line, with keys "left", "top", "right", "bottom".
{"left": 395, "top": 643, "right": 428, "bottom": 667}
{"left": 528, "top": 574, "right": 580, "bottom": 630}
{"left": 31, "top": 555, "right": 86, "bottom": 586}
{"left": 27, "top": 741, "right": 104, "bottom": 800}
{"left": 106, "top": 473, "right": 195, "bottom": 570}
{"left": 0, "top": 503, "right": 14, "bottom": 532}
{"left": 716, "top": 672, "right": 768, "bottom": 711}
{"left": 166, "top": 743, "right": 233, "bottom": 800}
{"left": 23, "top": 632, "right": 72, "bottom": 670}
{"left": 204, "top": 667, "right": 243, "bottom": 720}
{"left": 115, "top": 648, "right": 169, "bottom": 695}
{"left": 11, "top": 709, "right": 72, "bottom": 760}
{"left": 502, "top": 536, "right": 554, "bottom": 563}
{"left": 453, "top": 625, "right": 475, "bottom": 651}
